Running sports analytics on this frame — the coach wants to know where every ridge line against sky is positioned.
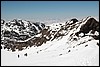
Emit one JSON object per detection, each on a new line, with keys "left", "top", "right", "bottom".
{"left": 1, "top": 1, "right": 99, "bottom": 21}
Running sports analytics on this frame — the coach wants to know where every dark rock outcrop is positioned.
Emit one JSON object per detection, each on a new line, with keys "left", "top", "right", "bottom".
{"left": 70, "top": 18, "right": 78, "bottom": 23}
{"left": 80, "top": 18, "right": 99, "bottom": 33}
{"left": 24, "top": 53, "right": 27, "bottom": 56}
{"left": 76, "top": 17, "right": 99, "bottom": 38}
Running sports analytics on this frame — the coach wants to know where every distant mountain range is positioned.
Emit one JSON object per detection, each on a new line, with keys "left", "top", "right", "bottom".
{"left": 1, "top": 19, "right": 45, "bottom": 41}
{"left": 1, "top": 16, "right": 99, "bottom": 52}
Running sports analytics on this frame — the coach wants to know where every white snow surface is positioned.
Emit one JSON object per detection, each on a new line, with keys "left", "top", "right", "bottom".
{"left": 1, "top": 32, "right": 99, "bottom": 66}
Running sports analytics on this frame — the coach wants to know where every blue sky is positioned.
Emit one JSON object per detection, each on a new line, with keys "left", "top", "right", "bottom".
{"left": 1, "top": 1, "right": 99, "bottom": 20}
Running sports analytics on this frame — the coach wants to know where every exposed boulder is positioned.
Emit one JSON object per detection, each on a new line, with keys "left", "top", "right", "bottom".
{"left": 24, "top": 53, "right": 27, "bottom": 56}
{"left": 18, "top": 54, "right": 20, "bottom": 58}
{"left": 4, "top": 30, "right": 11, "bottom": 37}
{"left": 1, "top": 19, "right": 5, "bottom": 25}
{"left": 67, "top": 18, "right": 78, "bottom": 25}
{"left": 70, "top": 18, "right": 78, "bottom": 23}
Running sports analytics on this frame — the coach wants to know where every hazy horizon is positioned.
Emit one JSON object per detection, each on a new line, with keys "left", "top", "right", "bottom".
{"left": 1, "top": 1, "right": 99, "bottom": 21}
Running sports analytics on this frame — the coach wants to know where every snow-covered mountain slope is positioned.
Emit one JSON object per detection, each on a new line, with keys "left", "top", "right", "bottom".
{"left": 1, "top": 19, "right": 45, "bottom": 41}
{"left": 1, "top": 19, "right": 45, "bottom": 51}
{"left": 1, "top": 40, "right": 99, "bottom": 66}
{"left": 1, "top": 16, "right": 99, "bottom": 66}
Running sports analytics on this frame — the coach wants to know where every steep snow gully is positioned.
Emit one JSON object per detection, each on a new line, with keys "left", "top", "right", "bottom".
{"left": 1, "top": 16, "right": 99, "bottom": 66}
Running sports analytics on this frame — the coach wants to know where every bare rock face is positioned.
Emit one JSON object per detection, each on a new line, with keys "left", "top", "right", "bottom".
{"left": 75, "top": 17, "right": 99, "bottom": 40}
{"left": 80, "top": 18, "right": 99, "bottom": 34}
